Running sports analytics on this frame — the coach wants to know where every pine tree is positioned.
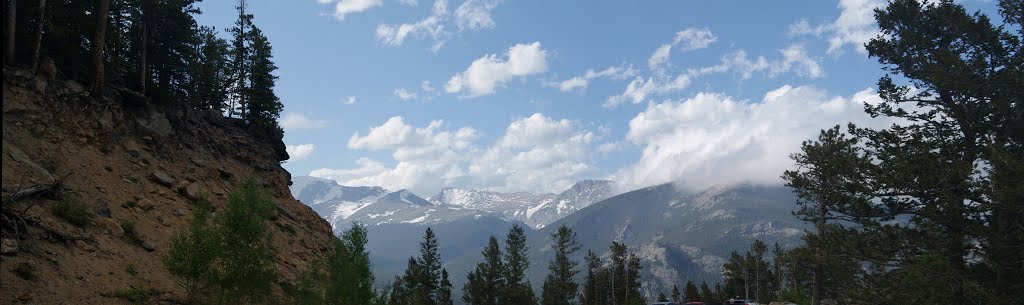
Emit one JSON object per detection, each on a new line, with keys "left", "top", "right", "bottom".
{"left": 503, "top": 224, "right": 537, "bottom": 305}
{"left": 227, "top": 0, "right": 251, "bottom": 118}
{"left": 416, "top": 227, "right": 442, "bottom": 305}
{"left": 671, "top": 284, "right": 681, "bottom": 303}
{"left": 541, "top": 225, "right": 581, "bottom": 305}
{"left": 656, "top": 293, "right": 668, "bottom": 302}
{"left": 244, "top": 26, "right": 282, "bottom": 135}
{"left": 4, "top": 0, "right": 14, "bottom": 64}
{"left": 437, "top": 269, "right": 454, "bottom": 305}
{"left": 683, "top": 280, "right": 699, "bottom": 302}
{"left": 462, "top": 236, "right": 505, "bottom": 305}
{"left": 580, "top": 250, "right": 601, "bottom": 305}
{"left": 699, "top": 281, "right": 713, "bottom": 304}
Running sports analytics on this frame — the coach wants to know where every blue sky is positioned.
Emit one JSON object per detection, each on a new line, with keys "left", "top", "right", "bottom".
{"left": 195, "top": 0, "right": 1001, "bottom": 196}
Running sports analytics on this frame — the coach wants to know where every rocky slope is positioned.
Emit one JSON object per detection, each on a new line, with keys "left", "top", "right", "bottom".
{"left": 0, "top": 68, "right": 335, "bottom": 304}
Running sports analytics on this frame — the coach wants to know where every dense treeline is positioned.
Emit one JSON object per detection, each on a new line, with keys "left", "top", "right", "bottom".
{"left": 726, "top": 0, "right": 1023, "bottom": 304}
{"left": 3, "top": 0, "right": 284, "bottom": 145}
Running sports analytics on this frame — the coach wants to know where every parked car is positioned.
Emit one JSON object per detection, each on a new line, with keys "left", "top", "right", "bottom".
{"left": 724, "top": 299, "right": 758, "bottom": 305}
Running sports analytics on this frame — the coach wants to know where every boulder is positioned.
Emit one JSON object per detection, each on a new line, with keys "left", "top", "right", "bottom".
{"left": 150, "top": 171, "right": 175, "bottom": 187}
{"left": 184, "top": 182, "right": 204, "bottom": 200}
{"left": 1, "top": 238, "right": 18, "bottom": 255}
{"left": 122, "top": 139, "right": 141, "bottom": 157}
{"left": 134, "top": 110, "right": 172, "bottom": 140}
{"left": 98, "top": 218, "right": 124, "bottom": 237}
{"left": 142, "top": 241, "right": 157, "bottom": 252}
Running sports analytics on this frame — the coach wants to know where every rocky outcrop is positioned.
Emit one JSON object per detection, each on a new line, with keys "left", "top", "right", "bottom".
{"left": 0, "top": 67, "right": 335, "bottom": 304}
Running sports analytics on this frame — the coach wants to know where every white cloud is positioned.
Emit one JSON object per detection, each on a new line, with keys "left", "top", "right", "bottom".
{"left": 343, "top": 96, "right": 357, "bottom": 104}
{"left": 673, "top": 28, "right": 718, "bottom": 51}
{"left": 394, "top": 88, "right": 419, "bottom": 100}
{"left": 376, "top": 0, "right": 501, "bottom": 51}
{"left": 320, "top": 0, "right": 383, "bottom": 20}
{"left": 605, "top": 44, "right": 823, "bottom": 107}
{"left": 280, "top": 113, "right": 328, "bottom": 130}
{"left": 398, "top": 0, "right": 417, "bottom": 6}
{"left": 454, "top": 0, "right": 501, "bottom": 31}
{"left": 616, "top": 85, "right": 896, "bottom": 191}
{"left": 556, "top": 64, "right": 637, "bottom": 93}
{"left": 376, "top": 0, "right": 448, "bottom": 47}
{"left": 789, "top": 0, "right": 883, "bottom": 55}
{"left": 648, "top": 44, "right": 672, "bottom": 70}
{"left": 467, "top": 113, "right": 597, "bottom": 193}
{"left": 421, "top": 80, "right": 435, "bottom": 92}
{"left": 311, "top": 113, "right": 600, "bottom": 194}
{"left": 286, "top": 144, "right": 316, "bottom": 160}
{"left": 446, "top": 41, "right": 549, "bottom": 97}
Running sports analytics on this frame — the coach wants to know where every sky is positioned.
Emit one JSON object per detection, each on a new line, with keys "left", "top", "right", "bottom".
{"left": 195, "top": 0, "right": 1003, "bottom": 196}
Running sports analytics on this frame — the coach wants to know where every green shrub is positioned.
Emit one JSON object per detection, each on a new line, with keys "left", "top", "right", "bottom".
{"left": 125, "top": 263, "right": 138, "bottom": 276}
{"left": 12, "top": 262, "right": 37, "bottom": 281}
{"left": 107, "top": 286, "right": 148, "bottom": 304}
{"left": 121, "top": 221, "right": 143, "bottom": 244}
{"left": 51, "top": 197, "right": 93, "bottom": 227}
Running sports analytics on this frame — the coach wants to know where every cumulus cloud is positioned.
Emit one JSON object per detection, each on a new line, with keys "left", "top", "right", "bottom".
{"left": 286, "top": 144, "right": 316, "bottom": 160}
{"left": 311, "top": 113, "right": 600, "bottom": 194}
{"left": 343, "top": 96, "right": 357, "bottom": 104}
{"left": 446, "top": 42, "right": 549, "bottom": 97}
{"left": 394, "top": 88, "right": 418, "bottom": 100}
{"left": 398, "top": 0, "right": 417, "bottom": 6}
{"left": 673, "top": 28, "right": 718, "bottom": 51}
{"left": 280, "top": 113, "right": 328, "bottom": 131}
{"left": 605, "top": 44, "right": 823, "bottom": 107}
{"left": 556, "top": 64, "right": 637, "bottom": 93}
{"left": 790, "top": 0, "right": 883, "bottom": 55}
{"left": 615, "top": 85, "right": 896, "bottom": 191}
{"left": 320, "top": 0, "right": 383, "bottom": 20}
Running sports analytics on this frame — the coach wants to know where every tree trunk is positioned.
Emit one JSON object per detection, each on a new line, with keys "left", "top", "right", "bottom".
{"left": 811, "top": 194, "right": 826, "bottom": 305}
{"left": 90, "top": 0, "right": 109, "bottom": 96}
{"left": 5, "top": 0, "right": 16, "bottom": 64}
{"left": 137, "top": 0, "right": 146, "bottom": 95}
{"left": 31, "top": 0, "right": 44, "bottom": 71}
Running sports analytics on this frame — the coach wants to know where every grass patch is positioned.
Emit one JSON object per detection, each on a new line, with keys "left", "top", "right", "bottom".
{"left": 51, "top": 197, "right": 93, "bottom": 227}
{"left": 126, "top": 263, "right": 138, "bottom": 276}
{"left": 104, "top": 165, "right": 114, "bottom": 172}
{"left": 122, "top": 221, "right": 143, "bottom": 244}
{"left": 12, "top": 262, "right": 37, "bottom": 281}
{"left": 276, "top": 222, "right": 296, "bottom": 235}
{"left": 106, "top": 286, "right": 148, "bottom": 304}
{"left": 122, "top": 199, "right": 138, "bottom": 209}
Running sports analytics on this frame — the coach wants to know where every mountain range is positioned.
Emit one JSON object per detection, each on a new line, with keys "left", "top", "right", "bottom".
{"left": 289, "top": 176, "right": 805, "bottom": 300}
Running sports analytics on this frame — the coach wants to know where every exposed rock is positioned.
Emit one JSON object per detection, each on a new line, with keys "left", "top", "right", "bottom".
{"left": 98, "top": 218, "right": 124, "bottom": 237}
{"left": 137, "top": 198, "right": 156, "bottom": 210}
{"left": 142, "top": 241, "right": 157, "bottom": 252}
{"left": 134, "top": 111, "right": 172, "bottom": 140}
{"left": 1, "top": 238, "right": 18, "bottom": 255}
{"left": 171, "top": 208, "right": 186, "bottom": 217}
{"left": 150, "top": 171, "right": 175, "bottom": 187}
{"left": 185, "top": 183, "right": 204, "bottom": 200}
{"left": 122, "top": 140, "right": 141, "bottom": 157}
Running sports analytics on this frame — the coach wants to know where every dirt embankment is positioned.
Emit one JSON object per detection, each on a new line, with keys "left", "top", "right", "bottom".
{"left": 1, "top": 67, "right": 335, "bottom": 304}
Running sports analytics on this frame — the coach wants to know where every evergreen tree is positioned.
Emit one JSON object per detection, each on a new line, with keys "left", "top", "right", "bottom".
{"left": 670, "top": 284, "right": 681, "bottom": 303}
{"left": 541, "top": 225, "right": 581, "bottom": 305}
{"left": 580, "top": 250, "right": 602, "bottom": 305}
{"left": 244, "top": 26, "right": 281, "bottom": 134}
{"left": 503, "top": 224, "right": 537, "bottom": 305}
{"left": 227, "top": 0, "right": 252, "bottom": 118}
{"left": 683, "top": 280, "right": 699, "bottom": 302}
{"left": 416, "top": 227, "right": 442, "bottom": 305}
{"left": 437, "top": 269, "right": 454, "bottom": 305}
{"left": 656, "top": 293, "right": 668, "bottom": 302}
{"left": 699, "top": 281, "right": 713, "bottom": 304}
{"left": 462, "top": 236, "right": 505, "bottom": 305}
